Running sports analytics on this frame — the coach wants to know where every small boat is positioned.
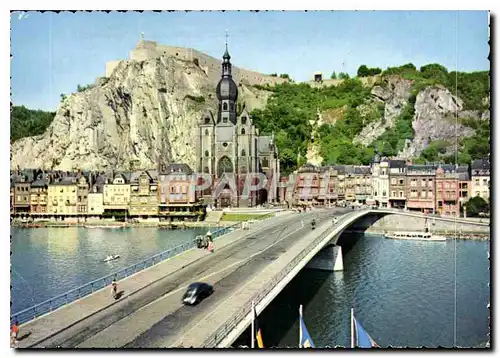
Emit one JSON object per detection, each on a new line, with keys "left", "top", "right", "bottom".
{"left": 385, "top": 231, "right": 447, "bottom": 241}
{"left": 104, "top": 254, "right": 120, "bottom": 262}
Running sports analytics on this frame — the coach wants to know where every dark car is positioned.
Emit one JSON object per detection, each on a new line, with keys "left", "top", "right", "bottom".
{"left": 182, "top": 282, "right": 214, "bottom": 305}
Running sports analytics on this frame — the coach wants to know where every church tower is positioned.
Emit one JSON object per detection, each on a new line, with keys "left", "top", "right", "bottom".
{"left": 215, "top": 42, "right": 238, "bottom": 125}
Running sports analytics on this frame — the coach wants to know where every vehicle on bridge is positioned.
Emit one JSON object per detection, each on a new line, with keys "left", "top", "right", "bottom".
{"left": 182, "top": 282, "right": 214, "bottom": 306}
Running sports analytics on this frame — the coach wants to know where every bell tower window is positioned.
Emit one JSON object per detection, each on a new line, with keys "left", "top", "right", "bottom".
{"left": 223, "top": 102, "right": 228, "bottom": 111}
{"left": 205, "top": 129, "right": 209, "bottom": 136}
{"left": 241, "top": 116, "right": 247, "bottom": 125}
{"left": 241, "top": 128, "right": 246, "bottom": 135}
{"left": 205, "top": 150, "right": 209, "bottom": 157}
{"left": 241, "top": 149, "right": 246, "bottom": 156}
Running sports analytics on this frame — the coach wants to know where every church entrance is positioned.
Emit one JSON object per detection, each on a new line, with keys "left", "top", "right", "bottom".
{"left": 258, "top": 188, "right": 268, "bottom": 205}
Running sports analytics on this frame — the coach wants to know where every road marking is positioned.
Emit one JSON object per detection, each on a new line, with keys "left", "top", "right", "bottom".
{"left": 171, "top": 219, "right": 307, "bottom": 347}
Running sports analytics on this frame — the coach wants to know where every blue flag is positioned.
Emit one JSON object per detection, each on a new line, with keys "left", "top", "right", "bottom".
{"left": 299, "top": 315, "right": 315, "bottom": 348}
{"left": 353, "top": 316, "right": 379, "bottom": 348}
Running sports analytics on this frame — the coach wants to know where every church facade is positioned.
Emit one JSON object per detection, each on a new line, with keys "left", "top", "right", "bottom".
{"left": 195, "top": 44, "right": 280, "bottom": 208}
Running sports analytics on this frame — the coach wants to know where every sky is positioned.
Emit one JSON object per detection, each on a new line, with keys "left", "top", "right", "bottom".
{"left": 10, "top": 10, "right": 489, "bottom": 111}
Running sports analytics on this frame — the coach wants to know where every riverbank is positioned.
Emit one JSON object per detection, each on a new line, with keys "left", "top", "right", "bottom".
{"left": 10, "top": 221, "right": 235, "bottom": 229}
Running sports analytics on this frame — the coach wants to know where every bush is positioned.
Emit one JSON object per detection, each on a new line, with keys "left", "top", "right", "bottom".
{"left": 464, "top": 196, "right": 489, "bottom": 217}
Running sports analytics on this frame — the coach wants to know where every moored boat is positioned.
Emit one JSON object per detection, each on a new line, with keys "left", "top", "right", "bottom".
{"left": 385, "top": 231, "right": 447, "bottom": 241}
{"left": 103, "top": 254, "right": 120, "bottom": 262}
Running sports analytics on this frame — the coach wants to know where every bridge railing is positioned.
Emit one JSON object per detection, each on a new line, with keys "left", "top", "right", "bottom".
{"left": 11, "top": 215, "right": 274, "bottom": 326}
{"left": 202, "top": 211, "right": 355, "bottom": 348}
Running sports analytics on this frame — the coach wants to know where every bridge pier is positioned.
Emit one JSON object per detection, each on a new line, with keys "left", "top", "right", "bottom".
{"left": 306, "top": 245, "right": 343, "bottom": 271}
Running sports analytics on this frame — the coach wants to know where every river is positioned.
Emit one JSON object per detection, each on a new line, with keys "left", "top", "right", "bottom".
{"left": 233, "top": 233, "right": 490, "bottom": 348}
{"left": 10, "top": 226, "right": 207, "bottom": 314}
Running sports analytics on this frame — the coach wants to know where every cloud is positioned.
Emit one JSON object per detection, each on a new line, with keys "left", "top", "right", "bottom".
{"left": 17, "top": 12, "right": 29, "bottom": 21}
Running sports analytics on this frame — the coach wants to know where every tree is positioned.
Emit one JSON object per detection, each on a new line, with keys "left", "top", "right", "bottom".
{"left": 338, "top": 72, "right": 350, "bottom": 80}
{"left": 10, "top": 106, "right": 56, "bottom": 142}
{"left": 60, "top": 93, "right": 67, "bottom": 102}
{"left": 420, "top": 63, "right": 448, "bottom": 84}
{"left": 330, "top": 71, "right": 337, "bottom": 79}
{"left": 464, "top": 196, "right": 489, "bottom": 217}
{"left": 279, "top": 73, "right": 290, "bottom": 80}
{"left": 357, "top": 65, "right": 370, "bottom": 77}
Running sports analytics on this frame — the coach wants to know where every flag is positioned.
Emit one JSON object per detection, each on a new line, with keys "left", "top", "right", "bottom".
{"left": 299, "top": 305, "right": 315, "bottom": 348}
{"left": 252, "top": 302, "right": 264, "bottom": 348}
{"left": 351, "top": 309, "right": 379, "bottom": 348}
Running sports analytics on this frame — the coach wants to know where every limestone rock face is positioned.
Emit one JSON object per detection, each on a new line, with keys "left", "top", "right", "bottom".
{"left": 354, "top": 76, "right": 413, "bottom": 146}
{"left": 11, "top": 56, "right": 269, "bottom": 171}
{"left": 398, "top": 86, "right": 476, "bottom": 158}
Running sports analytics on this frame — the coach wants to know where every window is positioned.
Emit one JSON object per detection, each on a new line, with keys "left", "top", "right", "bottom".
{"left": 223, "top": 116, "right": 228, "bottom": 123}
{"left": 241, "top": 116, "right": 247, "bottom": 125}
{"left": 483, "top": 179, "right": 488, "bottom": 186}
{"left": 205, "top": 150, "right": 209, "bottom": 157}
{"left": 230, "top": 102, "right": 234, "bottom": 111}
{"left": 475, "top": 179, "right": 480, "bottom": 186}
{"left": 421, "top": 191, "right": 427, "bottom": 199}
{"left": 391, "top": 191, "right": 396, "bottom": 197}
{"left": 241, "top": 149, "right": 246, "bottom": 156}
{"left": 399, "top": 191, "right": 404, "bottom": 198}
{"left": 411, "top": 179, "right": 417, "bottom": 187}
{"left": 444, "top": 182, "right": 450, "bottom": 189}
{"left": 410, "top": 190, "right": 417, "bottom": 198}
{"left": 399, "top": 179, "right": 404, "bottom": 185}
{"left": 391, "top": 178, "right": 396, "bottom": 185}
{"left": 475, "top": 191, "right": 480, "bottom": 196}
{"left": 428, "top": 191, "right": 433, "bottom": 198}
{"left": 223, "top": 102, "right": 228, "bottom": 111}
{"left": 241, "top": 128, "right": 246, "bottom": 135}
{"left": 205, "top": 117, "right": 210, "bottom": 124}
{"left": 421, "top": 180, "right": 426, "bottom": 187}
{"left": 205, "top": 129, "right": 209, "bottom": 136}
{"left": 223, "top": 142, "right": 228, "bottom": 148}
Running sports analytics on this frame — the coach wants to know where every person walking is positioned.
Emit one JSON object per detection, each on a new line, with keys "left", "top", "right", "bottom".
{"left": 111, "top": 277, "right": 118, "bottom": 299}
{"left": 10, "top": 321, "right": 19, "bottom": 348}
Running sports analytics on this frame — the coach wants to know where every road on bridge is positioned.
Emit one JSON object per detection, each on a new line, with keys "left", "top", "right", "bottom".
{"left": 30, "top": 208, "right": 351, "bottom": 348}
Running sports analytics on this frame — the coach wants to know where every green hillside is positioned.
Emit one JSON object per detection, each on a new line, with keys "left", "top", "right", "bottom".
{"left": 251, "top": 64, "right": 490, "bottom": 175}
{"left": 10, "top": 105, "right": 56, "bottom": 143}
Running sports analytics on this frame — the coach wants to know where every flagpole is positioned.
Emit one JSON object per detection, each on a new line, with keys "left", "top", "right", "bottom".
{"left": 350, "top": 308, "right": 355, "bottom": 349}
{"left": 299, "top": 305, "right": 303, "bottom": 348}
{"left": 251, "top": 301, "right": 255, "bottom": 349}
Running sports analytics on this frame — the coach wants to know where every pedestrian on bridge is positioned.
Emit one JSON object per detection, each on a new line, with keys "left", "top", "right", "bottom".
{"left": 111, "top": 277, "right": 118, "bottom": 299}
{"left": 10, "top": 320, "right": 19, "bottom": 348}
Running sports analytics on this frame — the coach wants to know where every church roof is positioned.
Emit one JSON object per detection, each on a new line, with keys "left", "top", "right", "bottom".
{"left": 216, "top": 77, "right": 238, "bottom": 101}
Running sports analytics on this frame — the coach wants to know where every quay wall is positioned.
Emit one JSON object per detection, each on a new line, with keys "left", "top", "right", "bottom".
{"left": 349, "top": 213, "right": 490, "bottom": 235}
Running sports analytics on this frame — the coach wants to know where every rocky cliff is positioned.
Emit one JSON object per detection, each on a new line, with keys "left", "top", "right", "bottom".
{"left": 11, "top": 55, "right": 269, "bottom": 171}
{"left": 353, "top": 77, "right": 488, "bottom": 158}
{"left": 398, "top": 86, "right": 476, "bottom": 158}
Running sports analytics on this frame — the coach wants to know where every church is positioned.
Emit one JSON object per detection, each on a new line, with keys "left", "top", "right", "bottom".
{"left": 196, "top": 42, "right": 280, "bottom": 208}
